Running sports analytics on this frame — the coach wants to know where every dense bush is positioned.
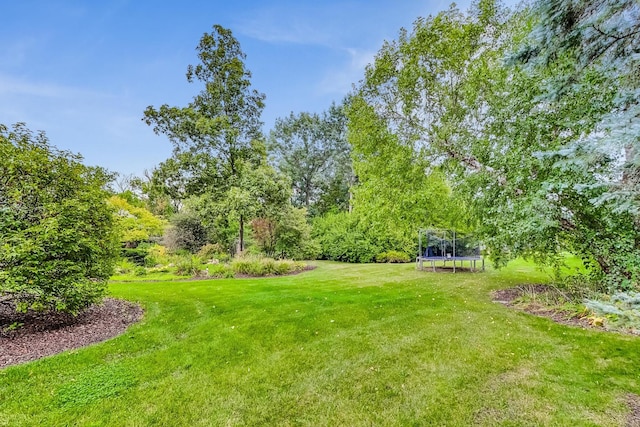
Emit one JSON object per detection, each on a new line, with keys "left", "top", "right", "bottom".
{"left": 251, "top": 207, "right": 319, "bottom": 260}
{"left": 312, "top": 213, "right": 376, "bottom": 263}
{"left": 274, "top": 207, "right": 320, "bottom": 260}
{"left": 174, "top": 255, "right": 202, "bottom": 276}
{"left": 164, "top": 211, "right": 210, "bottom": 253}
{"left": 231, "top": 256, "right": 306, "bottom": 276}
{"left": 109, "top": 195, "right": 166, "bottom": 247}
{"left": 121, "top": 246, "right": 149, "bottom": 266}
{"left": 0, "top": 123, "right": 118, "bottom": 314}
{"left": 376, "top": 251, "right": 412, "bottom": 263}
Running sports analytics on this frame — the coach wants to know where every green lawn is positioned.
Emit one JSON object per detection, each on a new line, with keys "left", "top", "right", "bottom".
{"left": 1, "top": 261, "right": 639, "bottom": 426}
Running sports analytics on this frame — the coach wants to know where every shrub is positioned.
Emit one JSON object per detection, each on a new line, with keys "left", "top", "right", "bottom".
{"left": 376, "top": 251, "right": 411, "bottom": 263}
{"left": 207, "top": 263, "right": 235, "bottom": 278}
{"left": 121, "top": 245, "right": 151, "bottom": 266}
{"left": 231, "top": 256, "right": 307, "bottom": 276}
{"left": 197, "top": 243, "right": 229, "bottom": 263}
{"left": 174, "top": 255, "right": 202, "bottom": 276}
{"left": 164, "top": 211, "right": 210, "bottom": 253}
{"left": 144, "top": 244, "right": 170, "bottom": 267}
{"left": 114, "top": 259, "right": 136, "bottom": 275}
{"left": 133, "top": 266, "right": 147, "bottom": 276}
{"left": 274, "top": 207, "right": 320, "bottom": 260}
{"left": 312, "top": 212, "right": 380, "bottom": 263}
{"left": 231, "top": 257, "right": 266, "bottom": 276}
{"left": 0, "top": 123, "right": 118, "bottom": 314}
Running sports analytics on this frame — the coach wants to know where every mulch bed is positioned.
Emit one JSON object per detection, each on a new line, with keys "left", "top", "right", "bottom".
{"left": 0, "top": 298, "right": 143, "bottom": 369}
{"left": 492, "top": 284, "right": 593, "bottom": 330}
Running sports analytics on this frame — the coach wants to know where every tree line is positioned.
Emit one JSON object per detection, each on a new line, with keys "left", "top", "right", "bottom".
{"left": 1, "top": 0, "right": 639, "bottom": 314}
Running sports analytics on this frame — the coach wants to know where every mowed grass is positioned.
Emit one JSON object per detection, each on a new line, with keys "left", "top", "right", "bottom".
{"left": 1, "top": 261, "right": 639, "bottom": 426}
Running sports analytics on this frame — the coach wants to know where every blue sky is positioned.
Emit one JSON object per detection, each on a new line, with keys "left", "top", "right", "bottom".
{"left": 1, "top": 0, "right": 511, "bottom": 176}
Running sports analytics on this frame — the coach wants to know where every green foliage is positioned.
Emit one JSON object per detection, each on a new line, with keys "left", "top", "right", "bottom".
{"left": 251, "top": 206, "right": 319, "bottom": 260}
{"left": 120, "top": 246, "right": 149, "bottom": 266}
{"left": 163, "top": 210, "right": 210, "bottom": 253}
{"left": 197, "top": 243, "right": 229, "bottom": 263}
{"left": 143, "top": 25, "right": 269, "bottom": 252}
{"left": 274, "top": 208, "right": 320, "bottom": 260}
{"left": 312, "top": 213, "right": 379, "bottom": 263}
{"left": 376, "top": 251, "right": 411, "bottom": 263}
{"left": 269, "top": 102, "right": 353, "bottom": 215}
{"left": 174, "top": 255, "right": 202, "bottom": 276}
{"left": 347, "top": 96, "right": 466, "bottom": 246}
{"left": 207, "top": 263, "right": 234, "bottom": 278}
{"left": 144, "top": 244, "right": 170, "bottom": 266}
{"left": 0, "top": 123, "right": 118, "bottom": 314}
{"left": 108, "top": 195, "right": 166, "bottom": 246}
{"left": 114, "top": 258, "right": 136, "bottom": 275}
{"left": 351, "top": 0, "right": 640, "bottom": 291}
{"left": 586, "top": 291, "right": 640, "bottom": 332}
{"left": 230, "top": 256, "right": 306, "bottom": 276}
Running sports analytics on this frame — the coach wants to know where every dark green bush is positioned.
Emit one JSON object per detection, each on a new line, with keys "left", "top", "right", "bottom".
{"left": 312, "top": 213, "right": 380, "bottom": 263}
{"left": 121, "top": 245, "right": 150, "bottom": 266}
{"left": 164, "top": 211, "right": 210, "bottom": 253}
{"left": 0, "top": 123, "right": 118, "bottom": 314}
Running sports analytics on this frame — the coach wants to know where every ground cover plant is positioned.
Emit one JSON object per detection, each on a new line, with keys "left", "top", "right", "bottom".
{"left": 111, "top": 251, "right": 307, "bottom": 282}
{"left": 1, "top": 261, "right": 640, "bottom": 426}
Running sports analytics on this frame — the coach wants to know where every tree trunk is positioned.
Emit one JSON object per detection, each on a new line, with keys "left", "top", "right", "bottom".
{"left": 239, "top": 215, "right": 244, "bottom": 254}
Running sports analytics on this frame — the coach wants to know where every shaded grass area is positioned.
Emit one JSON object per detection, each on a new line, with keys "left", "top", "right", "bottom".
{"left": 1, "top": 261, "right": 639, "bottom": 425}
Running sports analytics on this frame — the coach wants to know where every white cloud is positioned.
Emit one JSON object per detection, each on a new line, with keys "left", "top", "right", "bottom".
{"left": 239, "top": 16, "right": 333, "bottom": 46}
{"left": 316, "top": 48, "right": 376, "bottom": 95}
{"left": 0, "top": 74, "right": 112, "bottom": 99}
{"left": 235, "top": 2, "right": 360, "bottom": 48}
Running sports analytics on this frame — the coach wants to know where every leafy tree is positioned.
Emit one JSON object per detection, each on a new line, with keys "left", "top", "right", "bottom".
{"left": 507, "top": 0, "right": 640, "bottom": 288}
{"left": 347, "top": 96, "right": 466, "bottom": 244}
{"left": 163, "top": 209, "right": 211, "bottom": 254}
{"left": 354, "top": 0, "right": 640, "bottom": 290}
{"left": 352, "top": 2, "right": 556, "bottom": 263}
{"left": 273, "top": 206, "right": 319, "bottom": 260}
{"left": 108, "top": 195, "right": 166, "bottom": 247}
{"left": 270, "top": 103, "right": 353, "bottom": 216}
{"left": 0, "top": 123, "right": 118, "bottom": 314}
{"left": 251, "top": 206, "right": 319, "bottom": 260}
{"left": 144, "top": 25, "right": 266, "bottom": 251}
{"left": 193, "top": 161, "right": 291, "bottom": 253}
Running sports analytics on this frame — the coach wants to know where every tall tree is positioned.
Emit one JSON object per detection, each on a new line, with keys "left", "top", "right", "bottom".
{"left": 355, "top": 0, "right": 640, "bottom": 290}
{"left": 143, "top": 25, "right": 266, "bottom": 251}
{"left": 269, "top": 102, "right": 352, "bottom": 216}
{"left": 514, "top": 0, "right": 640, "bottom": 216}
